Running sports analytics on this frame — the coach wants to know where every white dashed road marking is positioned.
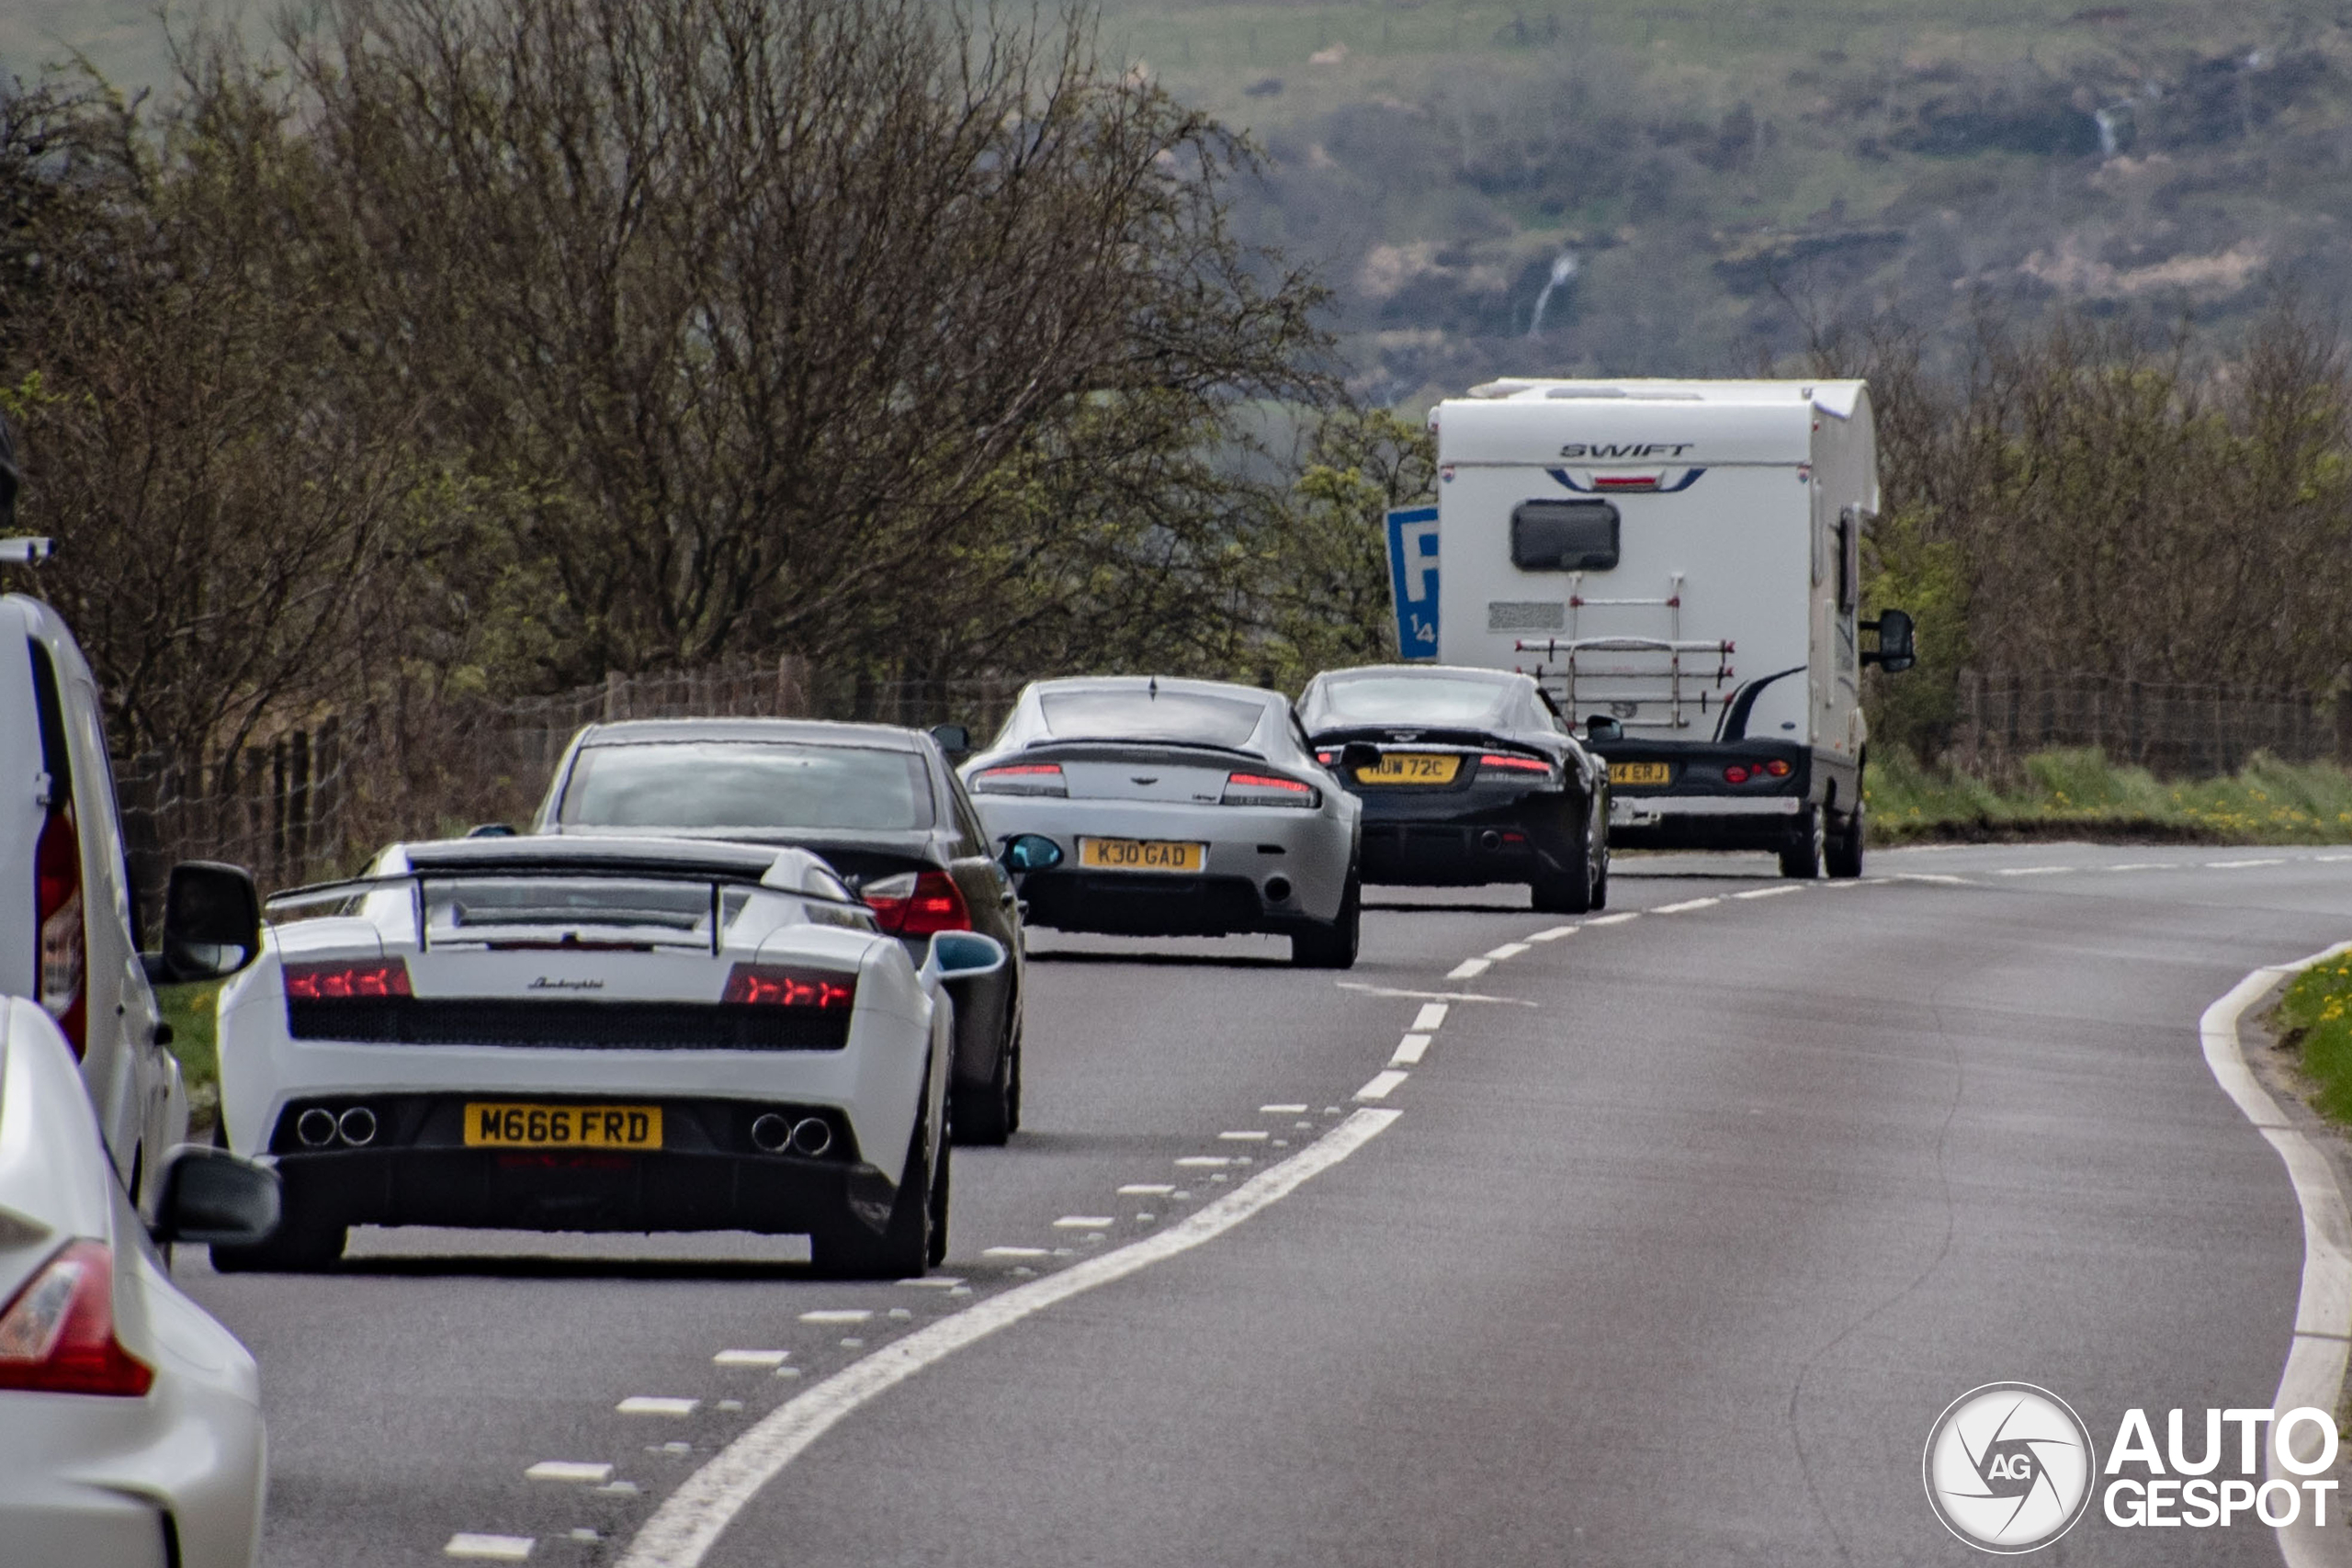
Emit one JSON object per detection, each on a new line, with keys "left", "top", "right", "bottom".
{"left": 526, "top": 1461, "right": 614, "bottom": 1484}
{"left": 1118, "top": 1183, "right": 1174, "bottom": 1196}
{"left": 1053, "top": 1216, "right": 1114, "bottom": 1229}
{"left": 1410, "top": 1002, "right": 1450, "bottom": 1031}
{"left": 1994, "top": 865, "right": 2067, "bottom": 876}
{"left": 1483, "top": 942, "right": 1530, "bottom": 960}
{"left": 616, "top": 1398, "right": 700, "bottom": 1417}
{"left": 446, "top": 1534, "right": 535, "bottom": 1561}
{"left": 1582, "top": 912, "right": 1640, "bottom": 926}
{"left": 1391, "top": 1033, "right": 1430, "bottom": 1066}
{"left": 1526, "top": 925, "right": 1577, "bottom": 942}
{"left": 711, "top": 1350, "right": 788, "bottom": 1368}
{"left": 898, "top": 1277, "right": 963, "bottom": 1289}
{"left": 1174, "top": 1156, "right": 1233, "bottom": 1168}
{"left": 1733, "top": 886, "right": 1803, "bottom": 899}
{"left": 1355, "top": 1070, "right": 1408, "bottom": 1101}
{"left": 981, "top": 1246, "right": 1048, "bottom": 1258}
{"left": 2209, "top": 858, "right": 2288, "bottom": 869}
{"left": 1446, "top": 958, "right": 1492, "bottom": 979}
{"left": 1218, "top": 1130, "right": 1269, "bottom": 1142}
{"left": 1259, "top": 1103, "right": 1308, "bottom": 1114}
{"left": 616, "top": 1109, "right": 1402, "bottom": 1568}
{"left": 1652, "top": 897, "right": 1721, "bottom": 913}
{"left": 796, "top": 1310, "right": 870, "bottom": 1325}
{"left": 1336, "top": 983, "right": 1538, "bottom": 1006}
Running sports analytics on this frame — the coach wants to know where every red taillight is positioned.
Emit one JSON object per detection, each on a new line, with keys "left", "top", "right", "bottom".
{"left": 1593, "top": 473, "right": 1662, "bottom": 492}
{"left": 862, "top": 871, "right": 972, "bottom": 937}
{"left": 1315, "top": 750, "right": 1339, "bottom": 765}
{"left": 1724, "top": 765, "right": 1750, "bottom": 784}
{"left": 970, "top": 763, "right": 1067, "bottom": 797}
{"left": 0, "top": 1241, "right": 153, "bottom": 1397}
{"left": 1221, "top": 772, "right": 1317, "bottom": 807}
{"left": 1477, "top": 754, "right": 1552, "bottom": 775}
{"left": 1763, "top": 759, "right": 1792, "bottom": 778}
{"left": 284, "top": 959, "right": 413, "bottom": 1000}
{"left": 33, "top": 808, "right": 85, "bottom": 1058}
{"left": 721, "top": 964, "right": 856, "bottom": 1010}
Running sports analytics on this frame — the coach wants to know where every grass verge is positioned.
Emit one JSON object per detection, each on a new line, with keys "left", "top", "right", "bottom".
{"left": 2278, "top": 956, "right": 2352, "bottom": 1127}
{"left": 156, "top": 979, "right": 222, "bottom": 1135}
{"left": 1868, "top": 748, "right": 2352, "bottom": 846}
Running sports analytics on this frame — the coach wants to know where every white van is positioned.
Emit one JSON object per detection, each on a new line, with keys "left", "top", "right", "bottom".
{"left": 1430, "top": 378, "right": 1913, "bottom": 876}
{"left": 3, "top": 508, "right": 265, "bottom": 1201}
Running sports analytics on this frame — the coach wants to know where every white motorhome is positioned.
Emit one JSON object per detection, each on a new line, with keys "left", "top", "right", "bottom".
{"left": 1430, "top": 378, "right": 1913, "bottom": 876}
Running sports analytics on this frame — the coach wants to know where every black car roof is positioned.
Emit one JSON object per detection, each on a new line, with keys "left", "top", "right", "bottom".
{"left": 581, "top": 718, "right": 926, "bottom": 752}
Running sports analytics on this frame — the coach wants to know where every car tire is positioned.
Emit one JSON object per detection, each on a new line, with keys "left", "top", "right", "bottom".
{"left": 209, "top": 1209, "right": 345, "bottom": 1275}
{"left": 1779, "top": 805, "right": 1826, "bottom": 879}
{"left": 951, "top": 1008, "right": 1019, "bottom": 1147}
{"left": 1826, "top": 800, "right": 1865, "bottom": 879}
{"left": 811, "top": 1104, "right": 935, "bottom": 1280}
{"left": 1530, "top": 866, "right": 1591, "bottom": 914}
{"left": 1290, "top": 869, "right": 1361, "bottom": 969}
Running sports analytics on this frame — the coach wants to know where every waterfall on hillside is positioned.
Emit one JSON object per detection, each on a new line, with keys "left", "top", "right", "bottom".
{"left": 1527, "top": 252, "right": 1578, "bottom": 340}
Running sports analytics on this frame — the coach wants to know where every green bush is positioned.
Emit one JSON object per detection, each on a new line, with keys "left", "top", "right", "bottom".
{"left": 1867, "top": 747, "right": 2352, "bottom": 844}
{"left": 2279, "top": 957, "right": 2352, "bottom": 1127}
{"left": 156, "top": 980, "right": 221, "bottom": 1133}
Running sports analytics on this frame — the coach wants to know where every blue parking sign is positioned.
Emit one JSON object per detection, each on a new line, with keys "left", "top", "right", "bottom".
{"left": 1385, "top": 505, "right": 1440, "bottom": 660}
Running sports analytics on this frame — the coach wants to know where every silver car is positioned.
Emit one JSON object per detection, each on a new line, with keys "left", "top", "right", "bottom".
{"left": 960, "top": 678, "right": 1363, "bottom": 968}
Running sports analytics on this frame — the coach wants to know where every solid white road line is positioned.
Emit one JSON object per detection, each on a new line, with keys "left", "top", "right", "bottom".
{"left": 616, "top": 1109, "right": 1403, "bottom": 1568}
{"left": 616, "top": 1397, "right": 700, "bottom": 1417}
{"left": 1652, "top": 897, "right": 1720, "bottom": 914}
{"left": 711, "top": 1350, "right": 789, "bottom": 1368}
{"left": 446, "top": 1535, "right": 534, "bottom": 1561}
{"left": 1354, "top": 1070, "right": 1408, "bottom": 1101}
{"left": 2199, "top": 940, "right": 2352, "bottom": 1568}
{"left": 1582, "top": 912, "right": 1640, "bottom": 926}
{"left": 1732, "top": 886, "right": 1804, "bottom": 899}
{"left": 1391, "top": 1032, "right": 1430, "bottom": 1066}
{"left": 1410, "top": 1002, "right": 1450, "bottom": 1031}
{"left": 1446, "top": 958, "right": 1492, "bottom": 979}
{"left": 1483, "top": 942, "right": 1531, "bottom": 961}
{"left": 1526, "top": 925, "right": 1577, "bottom": 942}
{"left": 526, "top": 1461, "right": 613, "bottom": 1483}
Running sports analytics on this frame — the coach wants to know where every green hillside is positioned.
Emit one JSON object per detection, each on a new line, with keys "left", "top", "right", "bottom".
{"left": 11, "top": 0, "right": 2349, "bottom": 398}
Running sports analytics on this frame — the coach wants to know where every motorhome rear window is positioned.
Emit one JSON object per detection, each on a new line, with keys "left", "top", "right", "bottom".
{"left": 1510, "top": 501, "right": 1620, "bottom": 572}
{"left": 560, "top": 742, "right": 933, "bottom": 830}
{"left": 1036, "top": 689, "right": 1263, "bottom": 748}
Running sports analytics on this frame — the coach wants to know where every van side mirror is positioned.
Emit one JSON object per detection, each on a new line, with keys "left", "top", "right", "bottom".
{"left": 1583, "top": 716, "right": 1624, "bottom": 745}
{"left": 929, "top": 724, "right": 972, "bottom": 757}
{"left": 157, "top": 862, "right": 262, "bottom": 982}
{"left": 1338, "top": 741, "right": 1381, "bottom": 774}
{"left": 1000, "top": 833, "right": 1063, "bottom": 874}
{"left": 1863, "top": 608, "right": 1917, "bottom": 673}
{"left": 149, "top": 1145, "right": 280, "bottom": 1247}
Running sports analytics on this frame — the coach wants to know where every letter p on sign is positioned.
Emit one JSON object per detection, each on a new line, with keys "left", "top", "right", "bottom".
{"left": 1385, "top": 505, "right": 1440, "bottom": 660}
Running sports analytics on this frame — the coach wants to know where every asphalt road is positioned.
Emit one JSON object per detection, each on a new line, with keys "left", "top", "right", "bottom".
{"left": 177, "top": 843, "right": 2352, "bottom": 1566}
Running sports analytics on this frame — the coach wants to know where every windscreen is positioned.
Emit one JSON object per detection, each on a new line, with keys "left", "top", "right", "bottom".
{"left": 1301, "top": 674, "right": 1516, "bottom": 731}
{"left": 560, "top": 742, "right": 933, "bottom": 831}
{"left": 1035, "top": 689, "right": 1264, "bottom": 748}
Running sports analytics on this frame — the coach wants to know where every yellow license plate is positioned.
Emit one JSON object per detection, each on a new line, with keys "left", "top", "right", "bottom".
{"left": 1356, "top": 752, "right": 1461, "bottom": 785}
{"left": 1610, "top": 761, "right": 1673, "bottom": 786}
{"left": 1079, "top": 837, "right": 1205, "bottom": 873}
{"left": 463, "top": 1103, "right": 662, "bottom": 1149}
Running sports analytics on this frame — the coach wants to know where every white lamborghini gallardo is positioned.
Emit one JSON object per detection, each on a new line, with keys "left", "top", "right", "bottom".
{"left": 210, "top": 836, "right": 1001, "bottom": 1278}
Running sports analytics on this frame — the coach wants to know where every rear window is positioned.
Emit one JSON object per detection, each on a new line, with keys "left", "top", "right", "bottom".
{"left": 1510, "top": 500, "right": 1620, "bottom": 572}
{"left": 1301, "top": 674, "right": 1516, "bottom": 730}
{"left": 560, "top": 742, "right": 933, "bottom": 831}
{"left": 1035, "top": 690, "right": 1264, "bottom": 748}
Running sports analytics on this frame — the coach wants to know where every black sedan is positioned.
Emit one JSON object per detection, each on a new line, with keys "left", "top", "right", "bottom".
{"left": 530, "top": 717, "right": 1031, "bottom": 1145}
{"left": 1297, "top": 665, "right": 1610, "bottom": 913}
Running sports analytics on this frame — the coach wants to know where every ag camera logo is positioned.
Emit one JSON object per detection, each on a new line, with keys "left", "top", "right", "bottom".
{"left": 1923, "top": 1382, "right": 2096, "bottom": 1552}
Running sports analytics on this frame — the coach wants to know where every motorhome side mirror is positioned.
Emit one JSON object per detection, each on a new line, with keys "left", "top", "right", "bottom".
{"left": 929, "top": 724, "right": 972, "bottom": 757}
{"left": 1583, "top": 716, "right": 1624, "bottom": 745}
{"left": 158, "top": 862, "right": 262, "bottom": 982}
{"left": 1338, "top": 741, "right": 1381, "bottom": 774}
{"left": 1863, "top": 608, "right": 1917, "bottom": 673}
{"left": 1000, "top": 833, "right": 1063, "bottom": 874}
{"left": 149, "top": 1145, "right": 280, "bottom": 1247}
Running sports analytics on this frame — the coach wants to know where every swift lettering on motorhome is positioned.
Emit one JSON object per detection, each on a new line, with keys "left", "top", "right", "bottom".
{"left": 1431, "top": 378, "right": 1916, "bottom": 879}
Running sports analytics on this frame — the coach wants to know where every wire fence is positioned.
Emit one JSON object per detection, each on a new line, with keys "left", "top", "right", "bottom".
{"left": 1947, "top": 670, "right": 2351, "bottom": 780}
{"left": 115, "top": 659, "right": 1040, "bottom": 931}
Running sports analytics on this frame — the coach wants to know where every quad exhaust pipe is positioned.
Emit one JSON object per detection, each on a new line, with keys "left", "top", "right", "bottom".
{"left": 752, "top": 1112, "right": 834, "bottom": 1158}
